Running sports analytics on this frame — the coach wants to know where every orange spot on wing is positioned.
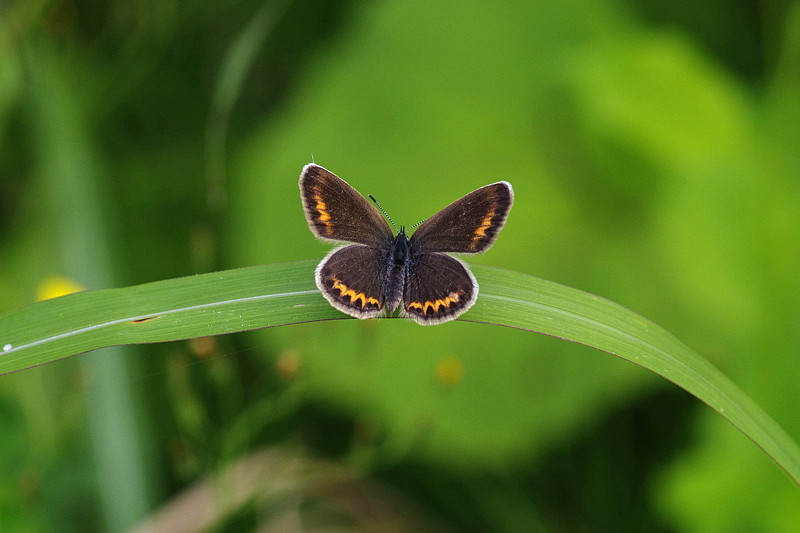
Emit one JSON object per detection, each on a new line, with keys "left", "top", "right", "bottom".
{"left": 316, "top": 200, "right": 331, "bottom": 221}
{"left": 330, "top": 278, "right": 381, "bottom": 308}
{"left": 312, "top": 188, "right": 335, "bottom": 236}
{"left": 407, "top": 292, "right": 461, "bottom": 316}
{"left": 469, "top": 209, "right": 495, "bottom": 250}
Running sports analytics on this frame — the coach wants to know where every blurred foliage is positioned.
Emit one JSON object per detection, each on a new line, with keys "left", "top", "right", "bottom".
{"left": 1, "top": 0, "right": 799, "bottom": 531}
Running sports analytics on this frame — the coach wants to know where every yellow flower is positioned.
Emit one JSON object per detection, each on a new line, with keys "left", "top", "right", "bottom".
{"left": 36, "top": 275, "right": 86, "bottom": 301}
{"left": 435, "top": 355, "right": 464, "bottom": 387}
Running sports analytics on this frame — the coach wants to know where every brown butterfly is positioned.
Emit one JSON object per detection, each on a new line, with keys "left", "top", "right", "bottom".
{"left": 299, "top": 164, "right": 513, "bottom": 325}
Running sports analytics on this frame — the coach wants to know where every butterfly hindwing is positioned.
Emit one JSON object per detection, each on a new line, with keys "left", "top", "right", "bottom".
{"left": 402, "top": 252, "right": 477, "bottom": 325}
{"left": 410, "top": 181, "right": 513, "bottom": 253}
{"left": 315, "top": 244, "right": 395, "bottom": 319}
{"left": 299, "top": 164, "right": 393, "bottom": 245}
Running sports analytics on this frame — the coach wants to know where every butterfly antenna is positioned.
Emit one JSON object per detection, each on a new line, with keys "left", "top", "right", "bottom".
{"left": 368, "top": 194, "right": 398, "bottom": 232}
{"left": 407, "top": 218, "right": 427, "bottom": 231}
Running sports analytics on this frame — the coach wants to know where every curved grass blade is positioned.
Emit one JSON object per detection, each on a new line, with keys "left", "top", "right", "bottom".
{"left": 0, "top": 261, "right": 327, "bottom": 373}
{"left": 464, "top": 266, "right": 800, "bottom": 487}
{"left": 0, "top": 261, "right": 797, "bottom": 485}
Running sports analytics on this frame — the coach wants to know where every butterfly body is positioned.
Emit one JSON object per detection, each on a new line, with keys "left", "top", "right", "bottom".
{"left": 300, "top": 164, "right": 512, "bottom": 325}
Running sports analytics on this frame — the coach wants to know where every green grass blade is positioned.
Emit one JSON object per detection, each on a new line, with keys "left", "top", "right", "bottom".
{"left": 465, "top": 266, "right": 800, "bottom": 487}
{"left": 0, "top": 261, "right": 326, "bottom": 372}
{"left": 1, "top": 261, "right": 798, "bottom": 485}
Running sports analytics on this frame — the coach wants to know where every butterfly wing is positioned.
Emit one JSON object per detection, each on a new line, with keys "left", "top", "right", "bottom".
{"left": 316, "top": 244, "right": 392, "bottom": 319}
{"left": 410, "top": 181, "right": 513, "bottom": 253}
{"left": 299, "top": 164, "right": 393, "bottom": 245}
{"left": 402, "top": 252, "right": 478, "bottom": 325}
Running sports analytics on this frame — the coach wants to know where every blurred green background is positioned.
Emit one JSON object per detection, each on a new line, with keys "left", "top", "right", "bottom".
{"left": 1, "top": 0, "right": 799, "bottom": 531}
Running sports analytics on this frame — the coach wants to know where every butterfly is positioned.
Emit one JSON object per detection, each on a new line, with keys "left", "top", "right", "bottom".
{"left": 299, "top": 164, "right": 513, "bottom": 325}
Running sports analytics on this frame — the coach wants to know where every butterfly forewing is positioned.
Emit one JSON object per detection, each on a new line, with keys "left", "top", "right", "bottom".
{"left": 410, "top": 181, "right": 513, "bottom": 253}
{"left": 299, "top": 164, "right": 393, "bottom": 245}
{"left": 402, "top": 252, "right": 477, "bottom": 325}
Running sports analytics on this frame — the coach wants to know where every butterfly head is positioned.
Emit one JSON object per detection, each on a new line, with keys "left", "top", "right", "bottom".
{"left": 391, "top": 226, "right": 410, "bottom": 266}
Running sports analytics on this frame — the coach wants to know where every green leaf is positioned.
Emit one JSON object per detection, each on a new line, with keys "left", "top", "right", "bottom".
{"left": 1, "top": 261, "right": 798, "bottom": 486}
